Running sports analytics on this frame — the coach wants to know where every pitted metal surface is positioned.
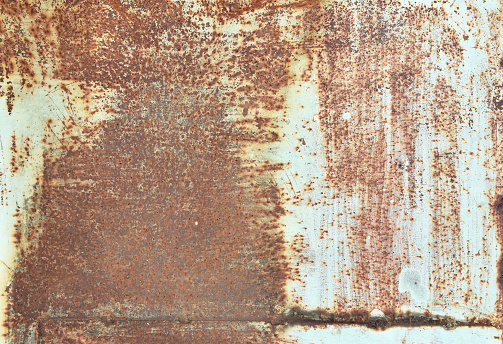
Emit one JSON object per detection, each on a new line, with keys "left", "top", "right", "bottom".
{"left": 1, "top": 0, "right": 503, "bottom": 343}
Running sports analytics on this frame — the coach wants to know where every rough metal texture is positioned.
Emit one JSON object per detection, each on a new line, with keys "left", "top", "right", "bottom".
{"left": 1, "top": 0, "right": 503, "bottom": 343}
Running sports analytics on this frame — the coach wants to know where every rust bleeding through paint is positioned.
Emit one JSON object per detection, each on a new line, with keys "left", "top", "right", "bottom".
{"left": 2, "top": 0, "right": 503, "bottom": 343}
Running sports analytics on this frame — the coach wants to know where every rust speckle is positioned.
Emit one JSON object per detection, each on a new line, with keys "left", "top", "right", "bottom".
{"left": 6, "top": 85, "right": 14, "bottom": 115}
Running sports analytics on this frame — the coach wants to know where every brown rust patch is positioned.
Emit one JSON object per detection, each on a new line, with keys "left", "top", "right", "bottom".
{"left": 9, "top": 114, "right": 287, "bottom": 325}
{"left": 0, "top": 0, "right": 310, "bottom": 342}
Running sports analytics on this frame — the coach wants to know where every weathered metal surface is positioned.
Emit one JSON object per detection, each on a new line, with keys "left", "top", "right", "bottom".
{"left": 35, "top": 320, "right": 277, "bottom": 343}
{"left": 1, "top": 0, "right": 503, "bottom": 343}
{"left": 281, "top": 325, "right": 503, "bottom": 343}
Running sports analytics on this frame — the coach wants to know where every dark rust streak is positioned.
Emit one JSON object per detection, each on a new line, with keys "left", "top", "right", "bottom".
{"left": 34, "top": 312, "right": 497, "bottom": 328}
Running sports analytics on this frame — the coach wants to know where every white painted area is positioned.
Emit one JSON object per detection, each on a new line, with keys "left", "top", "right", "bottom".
{"left": 398, "top": 268, "right": 430, "bottom": 304}
{"left": 0, "top": 86, "right": 61, "bottom": 340}
{"left": 402, "top": 0, "right": 500, "bottom": 319}
{"left": 369, "top": 309, "right": 387, "bottom": 318}
{"left": 275, "top": 51, "right": 330, "bottom": 310}
{"left": 280, "top": 325, "right": 502, "bottom": 344}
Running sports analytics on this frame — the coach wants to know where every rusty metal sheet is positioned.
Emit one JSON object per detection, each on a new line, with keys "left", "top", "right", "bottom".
{"left": 1, "top": 0, "right": 503, "bottom": 343}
